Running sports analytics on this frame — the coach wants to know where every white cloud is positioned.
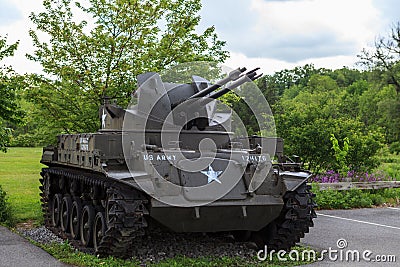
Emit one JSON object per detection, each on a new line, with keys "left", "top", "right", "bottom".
{"left": 0, "top": 1, "right": 44, "bottom": 74}
{"left": 205, "top": 0, "right": 395, "bottom": 74}
{"left": 224, "top": 51, "right": 359, "bottom": 75}
{"left": 224, "top": 51, "right": 295, "bottom": 74}
{"left": 238, "top": 0, "right": 382, "bottom": 61}
{"left": 251, "top": 0, "right": 380, "bottom": 40}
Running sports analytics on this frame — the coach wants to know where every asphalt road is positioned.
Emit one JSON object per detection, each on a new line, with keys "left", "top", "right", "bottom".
{"left": 300, "top": 207, "right": 400, "bottom": 266}
{"left": 0, "top": 226, "right": 69, "bottom": 267}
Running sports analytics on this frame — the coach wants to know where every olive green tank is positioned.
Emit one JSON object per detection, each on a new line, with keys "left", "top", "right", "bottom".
{"left": 40, "top": 67, "right": 316, "bottom": 258}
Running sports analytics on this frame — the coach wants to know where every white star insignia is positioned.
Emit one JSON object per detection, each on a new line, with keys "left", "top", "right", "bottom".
{"left": 201, "top": 165, "right": 222, "bottom": 184}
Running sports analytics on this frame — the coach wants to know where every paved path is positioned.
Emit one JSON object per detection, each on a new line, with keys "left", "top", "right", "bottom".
{"left": 300, "top": 207, "right": 400, "bottom": 266}
{"left": 0, "top": 226, "right": 70, "bottom": 267}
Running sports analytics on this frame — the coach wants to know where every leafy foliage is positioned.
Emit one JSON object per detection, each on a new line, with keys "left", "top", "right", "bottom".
{"left": 389, "top": 141, "right": 400, "bottom": 154}
{"left": 0, "top": 128, "right": 12, "bottom": 153}
{"left": 330, "top": 134, "right": 349, "bottom": 174}
{"left": 358, "top": 84, "right": 400, "bottom": 144}
{"left": 0, "top": 35, "right": 23, "bottom": 152}
{"left": 26, "top": 0, "right": 228, "bottom": 136}
{"left": 312, "top": 185, "right": 400, "bottom": 209}
{"left": 0, "top": 185, "right": 13, "bottom": 226}
{"left": 216, "top": 62, "right": 393, "bottom": 173}
{"left": 9, "top": 94, "right": 60, "bottom": 147}
{"left": 273, "top": 73, "right": 383, "bottom": 172}
{"left": 358, "top": 22, "right": 400, "bottom": 94}
{"left": 0, "top": 36, "right": 19, "bottom": 60}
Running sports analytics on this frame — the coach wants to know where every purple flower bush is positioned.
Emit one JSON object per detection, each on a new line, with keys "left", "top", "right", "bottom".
{"left": 310, "top": 170, "right": 394, "bottom": 183}
{"left": 311, "top": 170, "right": 341, "bottom": 183}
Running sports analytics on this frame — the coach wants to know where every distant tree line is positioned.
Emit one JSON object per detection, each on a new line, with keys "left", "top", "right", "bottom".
{"left": 254, "top": 64, "right": 398, "bottom": 172}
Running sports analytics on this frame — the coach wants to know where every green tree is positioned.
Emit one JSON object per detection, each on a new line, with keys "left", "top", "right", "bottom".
{"left": 359, "top": 22, "right": 400, "bottom": 94}
{"left": 274, "top": 74, "right": 383, "bottom": 172}
{"left": 357, "top": 22, "right": 400, "bottom": 145}
{"left": 330, "top": 134, "right": 350, "bottom": 173}
{"left": 358, "top": 84, "right": 400, "bottom": 144}
{"left": 27, "top": 0, "right": 228, "bottom": 137}
{"left": 257, "top": 64, "right": 329, "bottom": 103}
{"left": 328, "top": 67, "right": 365, "bottom": 88}
{"left": 0, "top": 35, "right": 22, "bottom": 152}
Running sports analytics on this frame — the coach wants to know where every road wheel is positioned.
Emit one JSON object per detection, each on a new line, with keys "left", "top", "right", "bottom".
{"left": 93, "top": 212, "right": 106, "bottom": 252}
{"left": 70, "top": 198, "right": 82, "bottom": 239}
{"left": 51, "top": 194, "right": 62, "bottom": 227}
{"left": 80, "top": 204, "right": 95, "bottom": 247}
{"left": 60, "top": 195, "right": 72, "bottom": 232}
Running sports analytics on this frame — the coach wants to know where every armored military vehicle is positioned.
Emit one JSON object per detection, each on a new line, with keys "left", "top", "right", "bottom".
{"left": 40, "top": 67, "right": 316, "bottom": 258}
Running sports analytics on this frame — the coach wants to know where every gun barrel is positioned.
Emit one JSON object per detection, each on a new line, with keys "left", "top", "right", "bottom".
{"left": 207, "top": 68, "right": 262, "bottom": 99}
{"left": 188, "top": 69, "right": 262, "bottom": 109}
{"left": 188, "top": 67, "right": 246, "bottom": 99}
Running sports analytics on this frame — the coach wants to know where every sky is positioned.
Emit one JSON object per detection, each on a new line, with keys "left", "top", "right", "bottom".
{"left": 0, "top": 0, "right": 399, "bottom": 75}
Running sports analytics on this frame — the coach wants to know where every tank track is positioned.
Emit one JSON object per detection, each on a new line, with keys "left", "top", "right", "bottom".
{"left": 252, "top": 182, "right": 317, "bottom": 251}
{"left": 39, "top": 167, "right": 148, "bottom": 258}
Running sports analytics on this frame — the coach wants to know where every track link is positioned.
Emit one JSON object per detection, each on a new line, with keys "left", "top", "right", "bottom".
{"left": 252, "top": 182, "right": 317, "bottom": 251}
{"left": 97, "top": 187, "right": 148, "bottom": 258}
{"left": 39, "top": 167, "right": 148, "bottom": 258}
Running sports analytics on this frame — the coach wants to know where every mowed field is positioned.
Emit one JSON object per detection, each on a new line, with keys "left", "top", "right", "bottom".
{"left": 0, "top": 147, "right": 44, "bottom": 223}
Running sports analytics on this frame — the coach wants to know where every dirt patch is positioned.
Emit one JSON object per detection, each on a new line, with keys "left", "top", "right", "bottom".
{"left": 16, "top": 219, "right": 37, "bottom": 230}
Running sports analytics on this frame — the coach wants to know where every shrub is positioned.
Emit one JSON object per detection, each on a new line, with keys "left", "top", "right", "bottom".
{"left": 370, "top": 194, "right": 385, "bottom": 206}
{"left": 311, "top": 184, "right": 400, "bottom": 209}
{"left": 389, "top": 141, "right": 400, "bottom": 155}
{"left": 0, "top": 185, "right": 13, "bottom": 226}
{"left": 314, "top": 188, "right": 348, "bottom": 209}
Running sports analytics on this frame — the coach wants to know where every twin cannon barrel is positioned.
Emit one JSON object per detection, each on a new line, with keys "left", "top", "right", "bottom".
{"left": 133, "top": 67, "right": 262, "bottom": 131}
{"left": 100, "top": 67, "right": 262, "bottom": 132}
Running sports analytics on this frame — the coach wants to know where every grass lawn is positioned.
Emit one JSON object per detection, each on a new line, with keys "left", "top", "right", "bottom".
{"left": 377, "top": 153, "right": 400, "bottom": 179}
{"left": 0, "top": 147, "right": 44, "bottom": 223}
